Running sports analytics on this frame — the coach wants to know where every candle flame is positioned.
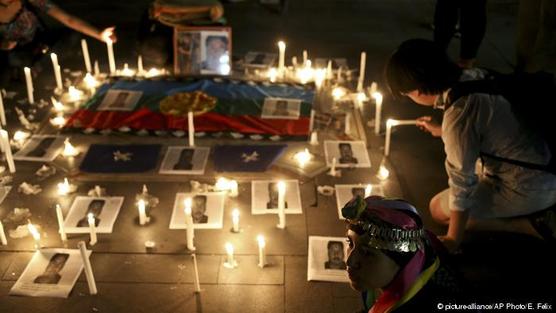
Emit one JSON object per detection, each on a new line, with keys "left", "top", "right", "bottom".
{"left": 120, "top": 63, "right": 135, "bottom": 77}
{"left": 257, "top": 235, "right": 266, "bottom": 248}
{"left": 268, "top": 67, "right": 278, "bottom": 82}
{"left": 277, "top": 181, "right": 286, "bottom": 194}
{"left": 83, "top": 73, "right": 99, "bottom": 89}
{"left": 13, "top": 130, "right": 30, "bottom": 142}
{"left": 294, "top": 149, "right": 312, "bottom": 167}
{"left": 377, "top": 165, "right": 390, "bottom": 181}
{"left": 225, "top": 242, "right": 234, "bottom": 254}
{"left": 232, "top": 208, "right": 240, "bottom": 219}
{"left": 68, "top": 86, "right": 83, "bottom": 102}
{"left": 332, "top": 87, "right": 347, "bottom": 100}
{"left": 51, "top": 97, "right": 65, "bottom": 112}
{"left": 215, "top": 177, "right": 231, "bottom": 191}
{"left": 277, "top": 41, "right": 286, "bottom": 50}
{"left": 50, "top": 115, "right": 66, "bottom": 128}
{"left": 57, "top": 178, "right": 70, "bottom": 195}
{"left": 62, "top": 138, "right": 79, "bottom": 157}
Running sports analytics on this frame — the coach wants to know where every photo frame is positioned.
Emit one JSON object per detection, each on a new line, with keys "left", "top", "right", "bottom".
{"left": 63, "top": 196, "right": 124, "bottom": 234}
{"left": 97, "top": 89, "right": 143, "bottom": 111}
{"left": 13, "top": 135, "right": 65, "bottom": 162}
{"left": 174, "top": 26, "right": 232, "bottom": 76}
{"left": 251, "top": 180, "right": 302, "bottom": 215}
{"left": 334, "top": 184, "right": 385, "bottom": 219}
{"left": 9, "top": 248, "right": 91, "bottom": 298}
{"left": 159, "top": 146, "right": 210, "bottom": 175}
{"left": 261, "top": 98, "right": 302, "bottom": 120}
{"left": 169, "top": 192, "right": 225, "bottom": 229}
{"left": 307, "top": 236, "right": 350, "bottom": 283}
{"left": 324, "top": 140, "right": 371, "bottom": 168}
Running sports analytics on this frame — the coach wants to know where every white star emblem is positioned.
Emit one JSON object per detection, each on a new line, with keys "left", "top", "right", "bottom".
{"left": 113, "top": 150, "right": 133, "bottom": 162}
{"left": 241, "top": 151, "right": 259, "bottom": 163}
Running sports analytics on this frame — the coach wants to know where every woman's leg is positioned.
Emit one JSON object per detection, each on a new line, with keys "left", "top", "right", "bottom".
{"left": 430, "top": 188, "right": 451, "bottom": 225}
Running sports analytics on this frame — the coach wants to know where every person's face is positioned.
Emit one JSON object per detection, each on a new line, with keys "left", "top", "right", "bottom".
{"left": 44, "top": 254, "right": 68, "bottom": 275}
{"left": 346, "top": 230, "right": 400, "bottom": 291}
{"left": 192, "top": 196, "right": 207, "bottom": 219}
{"left": 403, "top": 90, "right": 437, "bottom": 106}
{"left": 207, "top": 38, "right": 226, "bottom": 57}
{"left": 179, "top": 149, "right": 194, "bottom": 162}
{"left": 339, "top": 144, "right": 353, "bottom": 158}
{"left": 328, "top": 242, "right": 345, "bottom": 265}
{"left": 268, "top": 183, "right": 279, "bottom": 202}
{"left": 115, "top": 92, "right": 130, "bottom": 103}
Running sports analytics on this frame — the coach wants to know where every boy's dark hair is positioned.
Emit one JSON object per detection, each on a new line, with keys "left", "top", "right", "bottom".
{"left": 384, "top": 39, "right": 462, "bottom": 98}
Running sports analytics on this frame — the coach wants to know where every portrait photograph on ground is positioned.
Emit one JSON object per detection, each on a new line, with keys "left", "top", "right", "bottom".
{"left": 97, "top": 89, "right": 143, "bottom": 111}
{"left": 63, "top": 196, "right": 124, "bottom": 233}
{"left": 261, "top": 98, "right": 301, "bottom": 120}
{"left": 169, "top": 192, "right": 225, "bottom": 229}
{"left": 9, "top": 248, "right": 91, "bottom": 298}
{"left": 307, "top": 236, "right": 350, "bottom": 283}
{"left": 13, "top": 135, "right": 65, "bottom": 162}
{"left": 324, "top": 140, "right": 371, "bottom": 168}
{"left": 251, "top": 180, "right": 302, "bottom": 215}
{"left": 334, "top": 184, "right": 385, "bottom": 219}
{"left": 159, "top": 146, "right": 210, "bottom": 175}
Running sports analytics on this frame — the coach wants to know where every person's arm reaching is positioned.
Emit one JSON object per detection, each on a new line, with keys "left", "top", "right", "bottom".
{"left": 45, "top": 4, "right": 117, "bottom": 43}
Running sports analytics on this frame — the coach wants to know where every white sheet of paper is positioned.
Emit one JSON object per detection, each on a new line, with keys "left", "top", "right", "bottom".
{"left": 261, "top": 98, "right": 301, "bottom": 120}
{"left": 307, "top": 236, "right": 349, "bottom": 283}
{"left": 13, "top": 135, "right": 64, "bottom": 162}
{"left": 324, "top": 140, "right": 371, "bottom": 168}
{"left": 251, "top": 180, "right": 302, "bottom": 215}
{"left": 169, "top": 192, "right": 225, "bottom": 229}
{"left": 97, "top": 89, "right": 143, "bottom": 111}
{"left": 63, "top": 196, "right": 124, "bottom": 234}
{"left": 9, "top": 248, "right": 91, "bottom": 298}
{"left": 159, "top": 146, "right": 210, "bottom": 175}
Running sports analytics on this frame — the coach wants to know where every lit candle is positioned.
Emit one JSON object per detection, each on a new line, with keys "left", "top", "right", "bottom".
{"left": 78, "top": 241, "right": 97, "bottom": 295}
{"left": 309, "top": 109, "right": 315, "bottom": 132}
{"left": 229, "top": 180, "right": 239, "bottom": 197}
{"left": 88, "top": 213, "right": 97, "bottom": 245}
{"left": 224, "top": 242, "right": 237, "bottom": 268}
{"left": 138, "top": 199, "right": 149, "bottom": 226}
{"left": 188, "top": 111, "right": 195, "bottom": 147}
{"left": 68, "top": 86, "right": 84, "bottom": 102}
{"left": 215, "top": 177, "right": 230, "bottom": 191}
{"left": 83, "top": 73, "right": 99, "bottom": 91}
{"left": 372, "top": 92, "right": 383, "bottom": 135}
{"left": 81, "top": 39, "right": 92, "bottom": 73}
{"left": 276, "top": 181, "right": 286, "bottom": 229}
{"left": 50, "top": 53, "right": 63, "bottom": 92}
{"left": 57, "top": 178, "right": 72, "bottom": 195}
{"left": 257, "top": 235, "right": 266, "bottom": 268}
{"left": 0, "top": 130, "right": 15, "bottom": 173}
{"left": 184, "top": 197, "right": 196, "bottom": 251}
{"left": 62, "top": 138, "right": 79, "bottom": 157}
{"left": 364, "top": 184, "right": 372, "bottom": 198}
{"left": 23, "top": 67, "right": 34, "bottom": 104}
{"left": 55, "top": 204, "right": 67, "bottom": 242}
{"left": 314, "top": 69, "right": 326, "bottom": 90}
{"left": 268, "top": 67, "right": 278, "bottom": 83}
{"left": 106, "top": 39, "right": 116, "bottom": 75}
{"left": 137, "top": 55, "right": 144, "bottom": 75}
{"left": 120, "top": 63, "right": 135, "bottom": 77}
{"left": 0, "top": 220, "right": 7, "bottom": 245}
{"left": 0, "top": 87, "right": 6, "bottom": 126}
{"left": 27, "top": 220, "right": 40, "bottom": 249}
{"left": 384, "top": 119, "right": 418, "bottom": 156}
{"left": 49, "top": 115, "right": 66, "bottom": 128}
{"left": 345, "top": 112, "right": 351, "bottom": 135}
{"left": 231, "top": 208, "right": 240, "bottom": 233}
{"left": 377, "top": 164, "right": 390, "bottom": 181}
{"left": 332, "top": 87, "right": 346, "bottom": 100}
{"left": 302, "top": 50, "right": 308, "bottom": 66}
{"left": 309, "top": 131, "right": 318, "bottom": 146}
{"left": 94, "top": 60, "right": 100, "bottom": 77}
{"left": 326, "top": 60, "right": 333, "bottom": 80}
{"left": 294, "top": 148, "right": 312, "bottom": 167}
{"left": 357, "top": 51, "right": 366, "bottom": 92}
{"left": 145, "top": 67, "right": 162, "bottom": 78}
{"left": 51, "top": 97, "right": 65, "bottom": 112}
{"left": 329, "top": 157, "right": 337, "bottom": 177}
{"left": 192, "top": 254, "right": 201, "bottom": 293}
{"left": 277, "top": 41, "right": 286, "bottom": 74}
{"left": 13, "top": 130, "right": 30, "bottom": 142}
{"left": 369, "top": 82, "right": 378, "bottom": 95}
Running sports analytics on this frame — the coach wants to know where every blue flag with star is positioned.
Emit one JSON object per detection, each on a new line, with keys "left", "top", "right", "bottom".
{"left": 80, "top": 144, "right": 162, "bottom": 173}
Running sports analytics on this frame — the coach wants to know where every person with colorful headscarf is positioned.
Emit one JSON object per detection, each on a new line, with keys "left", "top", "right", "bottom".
{"left": 342, "top": 196, "right": 468, "bottom": 312}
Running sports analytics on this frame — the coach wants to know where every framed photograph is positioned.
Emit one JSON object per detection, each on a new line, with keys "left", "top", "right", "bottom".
{"left": 261, "top": 98, "right": 301, "bottom": 120}
{"left": 9, "top": 248, "right": 91, "bottom": 298}
{"left": 97, "top": 89, "right": 143, "bottom": 111}
{"left": 159, "top": 146, "right": 210, "bottom": 175}
{"left": 0, "top": 186, "right": 11, "bottom": 205}
{"left": 13, "top": 135, "right": 64, "bottom": 162}
{"left": 169, "top": 192, "right": 225, "bottom": 229}
{"left": 63, "top": 196, "right": 124, "bottom": 234}
{"left": 251, "top": 180, "right": 302, "bottom": 215}
{"left": 324, "top": 140, "right": 371, "bottom": 168}
{"left": 307, "top": 236, "right": 350, "bottom": 282}
{"left": 334, "top": 184, "right": 385, "bottom": 220}
{"left": 244, "top": 51, "right": 277, "bottom": 68}
{"left": 174, "top": 26, "right": 232, "bottom": 76}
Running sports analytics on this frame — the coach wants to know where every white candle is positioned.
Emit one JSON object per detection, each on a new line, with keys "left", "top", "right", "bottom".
{"left": 138, "top": 199, "right": 148, "bottom": 226}
{"left": 88, "top": 213, "right": 97, "bottom": 245}
{"left": 326, "top": 60, "right": 333, "bottom": 80}
{"left": 224, "top": 242, "right": 237, "bottom": 268}
{"left": 0, "top": 130, "right": 15, "bottom": 173}
{"left": 27, "top": 221, "right": 40, "bottom": 249}
{"left": 188, "top": 111, "right": 195, "bottom": 147}
{"left": 364, "top": 184, "right": 372, "bottom": 198}
{"left": 0, "top": 91, "right": 5, "bottom": 125}
{"left": 309, "top": 131, "right": 318, "bottom": 146}
{"left": 329, "top": 157, "right": 337, "bottom": 176}
{"left": 229, "top": 180, "right": 238, "bottom": 197}
{"left": 276, "top": 181, "right": 286, "bottom": 229}
{"left": 78, "top": 241, "right": 97, "bottom": 295}
{"left": 377, "top": 164, "right": 390, "bottom": 181}
{"left": 337, "top": 66, "right": 343, "bottom": 83}
{"left": 23, "top": 67, "right": 34, "bottom": 104}
{"left": 0, "top": 221, "right": 7, "bottom": 245}
{"left": 57, "top": 178, "right": 71, "bottom": 195}
{"left": 294, "top": 148, "right": 311, "bottom": 167}
{"left": 50, "top": 53, "right": 63, "bottom": 91}
{"left": 94, "top": 60, "right": 100, "bottom": 77}
{"left": 369, "top": 82, "right": 378, "bottom": 95}
{"left": 184, "top": 198, "right": 196, "bottom": 251}
{"left": 309, "top": 109, "right": 315, "bottom": 132}
{"left": 138, "top": 55, "right": 144, "bottom": 75}
{"left": 257, "top": 235, "right": 266, "bottom": 268}
{"left": 277, "top": 41, "right": 286, "bottom": 74}
{"left": 373, "top": 92, "right": 383, "bottom": 135}
{"left": 55, "top": 204, "right": 67, "bottom": 242}
{"left": 192, "top": 253, "right": 201, "bottom": 293}
{"left": 385, "top": 119, "right": 418, "bottom": 156}
{"left": 106, "top": 39, "right": 116, "bottom": 75}
{"left": 345, "top": 112, "right": 351, "bottom": 135}
{"left": 84, "top": 73, "right": 99, "bottom": 91}
{"left": 357, "top": 52, "right": 366, "bottom": 92}
{"left": 50, "top": 115, "right": 66, "bottom": 128}
{"left": 302, "top": 50, "right": 308, "bottom": 66}
{"left": 81, "top": 39, "right": 92, "bottom": 73}
{"left": 231, "top": 208, "right": 240, "bottom": 233}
